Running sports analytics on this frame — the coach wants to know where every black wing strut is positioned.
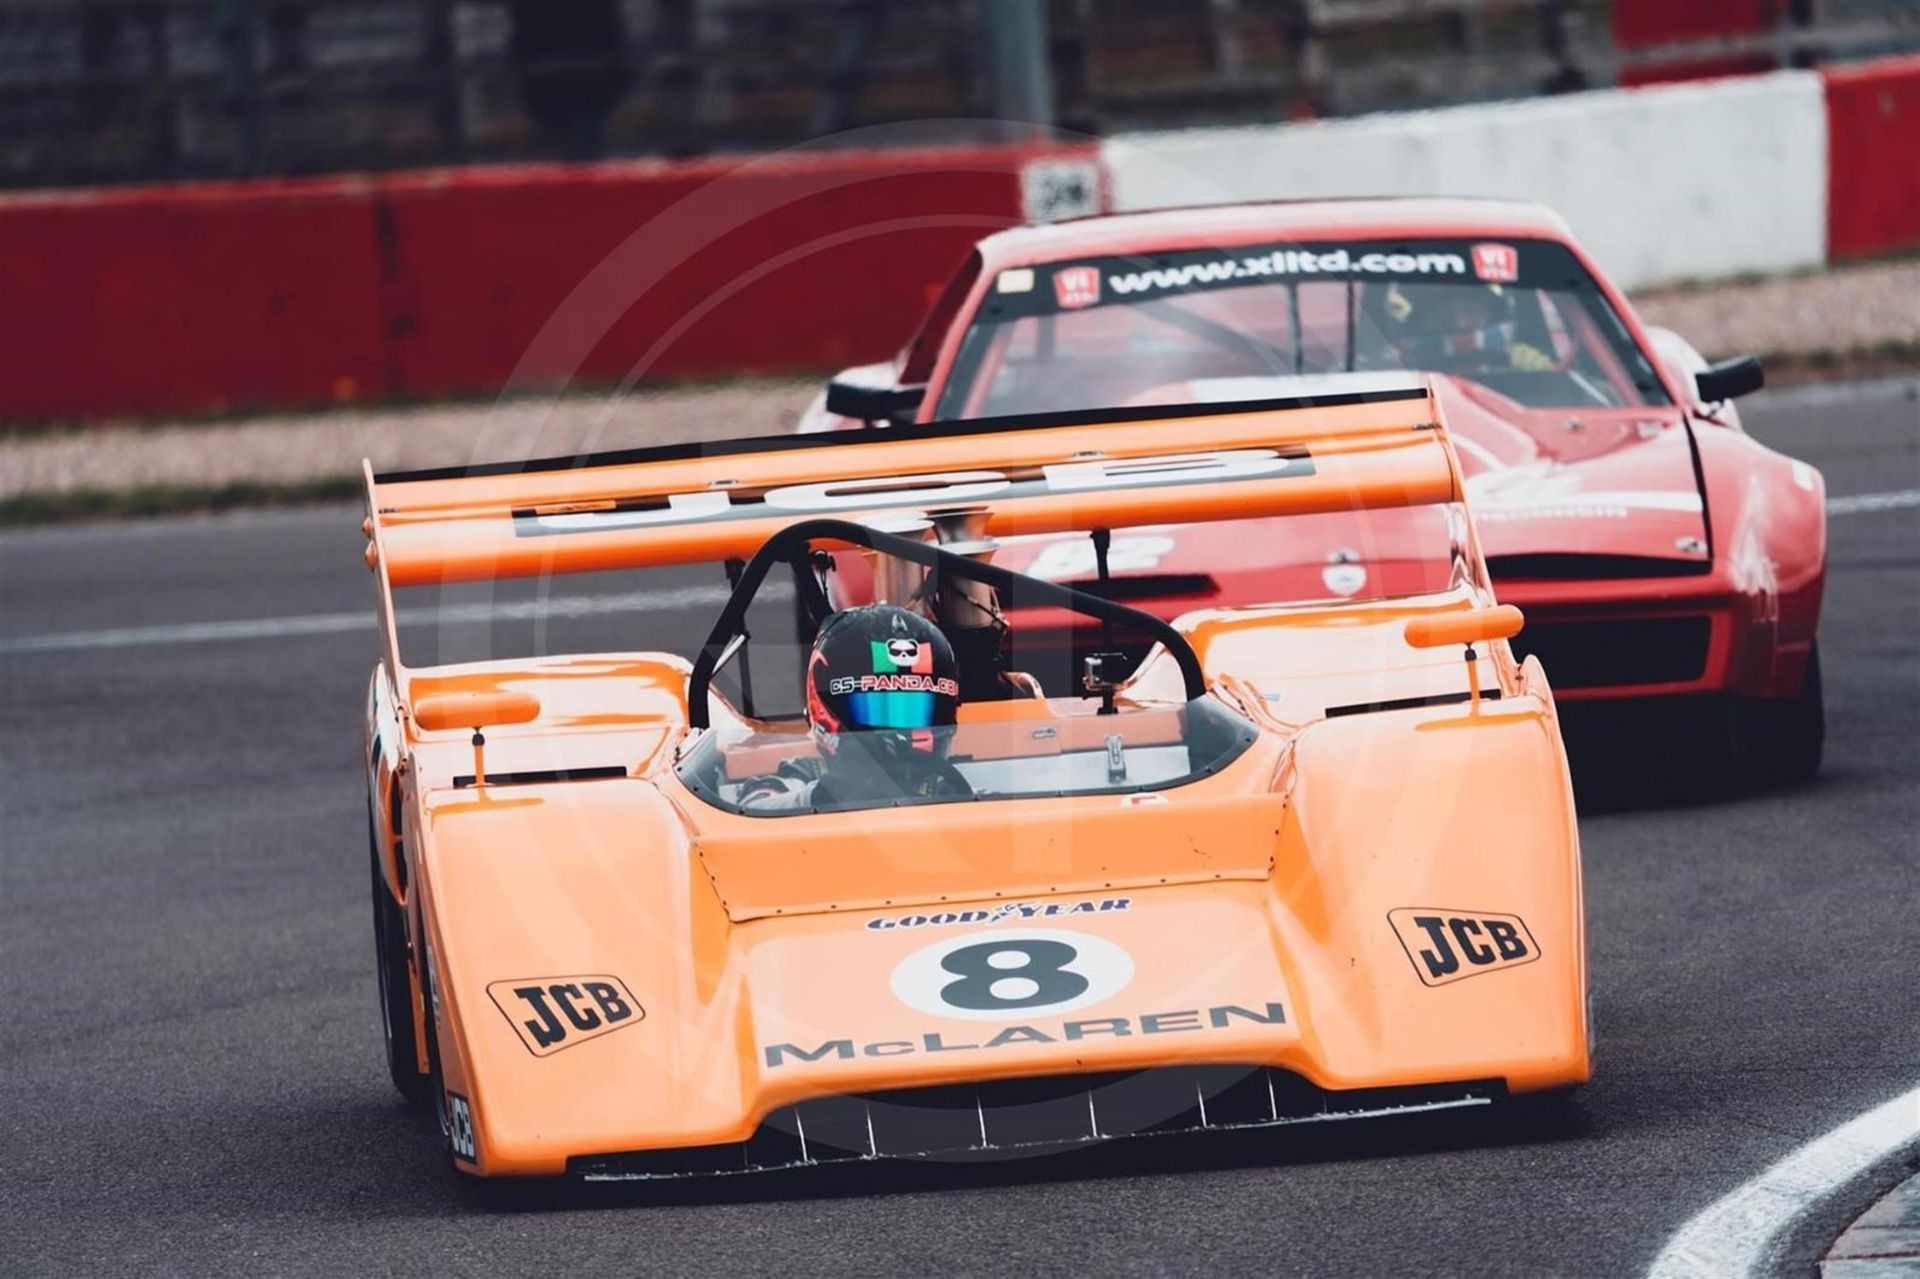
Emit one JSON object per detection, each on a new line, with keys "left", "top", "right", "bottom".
{"left": 687, "top": 518, "right": 1208, "bottom": 729}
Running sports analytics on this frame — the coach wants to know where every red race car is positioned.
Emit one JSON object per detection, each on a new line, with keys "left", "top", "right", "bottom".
{"left": 801, "top": 199, "right": 1826, "bottom": 783}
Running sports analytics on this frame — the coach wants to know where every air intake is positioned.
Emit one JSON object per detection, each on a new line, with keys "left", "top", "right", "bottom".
{"left": 1486, "top": 553, "right": 1709, "bottom": 581}
{"left": 1509, "top": 617, "right": 1712, "bottom": 689}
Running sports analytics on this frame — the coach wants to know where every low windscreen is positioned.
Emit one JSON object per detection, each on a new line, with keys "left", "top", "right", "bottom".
{"left": 676, "top": 696, "right": 1256, "bottom": 817}
{"left": 936, "top": 237, "right": 1669, "bottom": 418}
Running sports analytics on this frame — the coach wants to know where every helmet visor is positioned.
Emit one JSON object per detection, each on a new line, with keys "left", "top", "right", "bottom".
{"left": 844, "top": 690, "right": 938, "bottom": 730}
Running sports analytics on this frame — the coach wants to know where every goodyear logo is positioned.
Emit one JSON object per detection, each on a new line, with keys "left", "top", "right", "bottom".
{"left": 866, "top": 897, "right": 1130, "bottom": 931}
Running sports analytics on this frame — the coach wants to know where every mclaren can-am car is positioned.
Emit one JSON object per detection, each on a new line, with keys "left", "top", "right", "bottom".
{"left": 802, "top": 199, "right": 1827, "bottom": 784}
{"left": 360, "top": 383, "right": 1589, "bottom": 1179}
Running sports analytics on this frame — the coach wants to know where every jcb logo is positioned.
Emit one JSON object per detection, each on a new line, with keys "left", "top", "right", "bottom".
{"left": 446, "top": 1092, "right": 476, "bottom": 1162}
{"left": 1389, "top": 910, "right": 1539, "bottom": 986}
{"left": 486, "top": 975, "right": 644, "bottom": 1056}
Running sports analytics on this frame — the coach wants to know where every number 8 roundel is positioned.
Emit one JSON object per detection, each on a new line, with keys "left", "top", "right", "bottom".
{"left": 890, "top": 929, "right": 1135, "bottom": 1021}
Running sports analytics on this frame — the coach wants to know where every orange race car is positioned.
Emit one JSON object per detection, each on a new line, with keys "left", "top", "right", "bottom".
{"left": 360, "top": 380, "right": 1589, "bottom": 1180}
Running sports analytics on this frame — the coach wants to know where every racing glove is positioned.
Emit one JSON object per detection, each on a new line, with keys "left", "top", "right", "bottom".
{"left": 1508, "top": 342, "right": 1555, "bottom": 372}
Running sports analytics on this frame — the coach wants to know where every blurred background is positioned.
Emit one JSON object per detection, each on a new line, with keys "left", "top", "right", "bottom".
{"left": 9, "top": 15, "right": 1920, "bottom": 1277}
{"left": 0, "top": 0, "right": 1916, "bottom": 514}
{"left": 5, "top": 0, "right": 1917, "bottom": 186}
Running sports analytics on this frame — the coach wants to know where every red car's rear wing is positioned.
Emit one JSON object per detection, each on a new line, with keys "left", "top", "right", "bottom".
{"left": 364, "top": 384, "right": 1459, "bottom": 585}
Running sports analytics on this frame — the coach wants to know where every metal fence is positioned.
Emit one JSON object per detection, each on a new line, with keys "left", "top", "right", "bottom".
{"left": 2, "top": 0, "right": 1916, "bottom": 188}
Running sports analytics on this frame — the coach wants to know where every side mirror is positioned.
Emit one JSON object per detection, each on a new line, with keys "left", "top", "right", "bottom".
{"left": 414, "top": 691, "right": 540, "bottom": 787}
{"left": 1695, "top": 355, "right": 1764, "bottom": 404}
{"left": 413, "top": 691, "right": 541, "bottom": 732}
{"left": 1405, "top": 606, "right": 1524, "bottom": 709}
{"left": 824, "top": 373, "right": 924, "bottom": 425}
{"left": 1403, "top": 605, "right": 1524, "bottom": 650}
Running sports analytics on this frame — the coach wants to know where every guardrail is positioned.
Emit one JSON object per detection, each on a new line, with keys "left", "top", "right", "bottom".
{"left": 1822, "top": 52, "right": 1920, "bottom": 258}
{"left": 1103, "top": 70, "right": 1831, "bottom": 290}
{"left": 0, "top": 141, "right": 1098, "bottom": 421}
{"left": 1101, "top": 49, "right": 1920, "bottom": 289}
{"left": 4, "top": 0, "right": 1916, "bottom": 189}
{"left": 1, "top": 49, "right": 1915, "bottom": 423}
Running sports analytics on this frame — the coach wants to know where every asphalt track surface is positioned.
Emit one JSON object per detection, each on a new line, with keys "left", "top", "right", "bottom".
{"left": 2, "top": 379, "right": 1916, "bottom": 1276}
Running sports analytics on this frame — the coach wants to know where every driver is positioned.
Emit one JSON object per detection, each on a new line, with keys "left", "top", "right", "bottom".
{"left": 738, "top": 604, "right": 968, "bottom": 811}
{"left": 1376, "top": 282, "right": 1555, "bottom": 374}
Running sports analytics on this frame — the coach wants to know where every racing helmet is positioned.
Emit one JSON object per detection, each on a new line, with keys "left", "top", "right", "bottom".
{"left": 805, "top": 605, "right": 961, "bottom": 768}
{"left": 1381, "top": 281, "right": 1516, "bottom": 363}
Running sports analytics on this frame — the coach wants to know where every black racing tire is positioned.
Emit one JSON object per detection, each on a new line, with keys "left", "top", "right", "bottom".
{"left": 1735, "top": 644, "right": 1825, "bottom": 787}
{"left": 419, "top": 930, "right": 476, "bottom": 1176}
{"left": 419, "top": 930, "right": 456, "bottom": 1168}
{"left": 369, "top": 815, "right": 431, "bottom": 1108}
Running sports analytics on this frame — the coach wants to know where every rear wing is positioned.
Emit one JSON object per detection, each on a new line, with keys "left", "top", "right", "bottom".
{"left": 362, "top": 383, "right": 1460, "bottom": 593}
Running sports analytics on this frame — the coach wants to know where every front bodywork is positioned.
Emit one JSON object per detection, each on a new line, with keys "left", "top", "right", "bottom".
{"left": 361, "top": 388, "right": 1589, "bottom": 1178}
{"left": 376, "top": 640, "right": 1585, "bottom": 1177}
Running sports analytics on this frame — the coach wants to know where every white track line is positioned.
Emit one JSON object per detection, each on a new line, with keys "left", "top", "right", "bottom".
{"left": 1752, "top": 375, "right": 1920, "bottom": 412}
{"left": 1828, "top": 489, "right": 1920, "bottom": 516}
{"left": 1646, "top": 1084, "right": 1920, "bottom": 1279}
{"left": 0, "top": 582, "right": 768, "bottom": 656}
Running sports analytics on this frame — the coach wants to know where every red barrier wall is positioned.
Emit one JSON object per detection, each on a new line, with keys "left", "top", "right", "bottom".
{"left": 0, "top": 144, "right": 1092, "bottom": 421}
{"left": 1, "top": 177, "right": 392, "bottom": 421}
{"left": 1613, "top": 0, "right": 1775, "bottom": 87}
{"left": 380, "top": 145, "right": 1082, "bottom": 399}
{"left": 1823, "top": 54, "right": 1920, "bottom": 259}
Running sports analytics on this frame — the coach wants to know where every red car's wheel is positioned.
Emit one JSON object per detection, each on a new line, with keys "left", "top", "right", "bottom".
{"left": 1736, "top": 644, "right": 1825, "bottom": 786}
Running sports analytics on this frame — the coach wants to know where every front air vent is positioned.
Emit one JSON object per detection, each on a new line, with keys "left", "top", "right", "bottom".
{"left": 1325, "top": 690, "right": 1500, "bottom": 718}
{"left": 1509, "top": 617, "right": 1712, "bottom": 689}
{"left": 1071, "top": 574, "right": 1219, "bottom": 602}
{"left": 451, "top": 766, "right": 628, "bottom": 789}
{"left": 1487, "top": 553, "right": 1710, "bottom": 581}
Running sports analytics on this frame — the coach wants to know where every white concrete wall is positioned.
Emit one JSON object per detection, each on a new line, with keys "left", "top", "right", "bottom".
{"left": 1102, "top": 72, "right": 1829, "bottom": 290}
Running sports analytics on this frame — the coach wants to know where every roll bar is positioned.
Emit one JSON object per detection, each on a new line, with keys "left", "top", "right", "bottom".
{"left": 686, "top": 518, "right": 1208, "bottom": 729}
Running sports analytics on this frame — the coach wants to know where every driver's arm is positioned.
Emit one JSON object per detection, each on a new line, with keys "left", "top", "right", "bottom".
{"left": 737, "top": 758, "right": 820, "bottom": 811}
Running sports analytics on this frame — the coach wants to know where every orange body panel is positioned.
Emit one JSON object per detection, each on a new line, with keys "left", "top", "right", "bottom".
{"left": 361, "top": 386, "right": 1588, "bottom": 1177}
